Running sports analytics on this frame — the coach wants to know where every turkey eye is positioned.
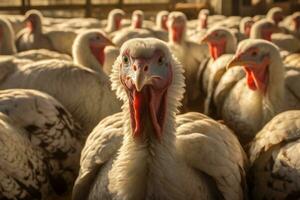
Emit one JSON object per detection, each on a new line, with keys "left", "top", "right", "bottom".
{"left": 158, "top": 56, "right": 164, "bottom": 65}
{"left": 96, "top": 35, "right": 101, "bottom": 40}
{"left": 251, "top": 51, "right": 257, "bottom": 57}
{"left": 123, "top": 56, "right": 129, "bottom": 64}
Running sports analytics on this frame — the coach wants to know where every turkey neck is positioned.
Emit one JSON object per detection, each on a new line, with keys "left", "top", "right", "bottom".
{"left": 108, "top": 103, "right": 187, "bottom": 200}
{"left": 28, "top": 18, "right": 42, "bottom": 35}
{"left": 169, "top": 26, "right": 185, "bottom": 45}
{"left": 106, "top": 16, "right": 120, "bottom": 32}
{"left": 0, "top": 25, "right": 16, "bottom": 55}
{"left": 246, "top": 50, "right": 285, "bottom": 126}
{"left": 261, "top": 54, "right": 285, "bottom": 123}
{"left": 72, "top": 37, "right": 106, "bottom": 77}
{"left": 225, "top": 32, "right": 237, "bottom": 54}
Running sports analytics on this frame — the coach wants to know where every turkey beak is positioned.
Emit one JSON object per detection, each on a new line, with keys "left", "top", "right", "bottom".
{"left": 104, "top": 38, "right": 115, "bottom": 46}
{"left": 200, "top": 34, "right": 209, "bottom": 43}
{"left": 22, "top": 16, "right": 29, "bottom": 23}
{"left": 226, "top": 56, "right": 244, "bottom": 69}
{"left": 132, "top": 61, "right": 150, "bottom": 92}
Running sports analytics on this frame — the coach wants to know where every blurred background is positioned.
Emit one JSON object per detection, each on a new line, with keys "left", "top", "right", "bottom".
{"left": 0, "top": 0, "right": 299, "bottom": 19}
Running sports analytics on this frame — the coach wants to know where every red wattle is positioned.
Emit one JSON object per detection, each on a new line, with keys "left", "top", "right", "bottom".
{"left": 162, "top": 18, "right": 168, "bottom": 31}
{"left": 115, "top": 19, "right": 121, "bottom": 30}
{"left": 26, "top": 21, "right": 33, "bottom": 32}
{"left": 90, "top": 45, "right": 105, "bottom": 66}
{"left": 199, "top": 18, "right": 207, "bottom": 29}
{"left": 262, "top": 30, "right": 273, "bottom": 41}
{"left": 208, "top": 39, "right": 226, "bottom": 60}
{"left": 244, "top": 26, "right": 251, "bottom": 37}
{"left": 245, "top": 67, "right": 257, "bottom": 90}
{"left": 171, "top": 26, "right": 183, "bottom": 43}
{"left": 133, "top": 91, "right": 143, "bottom": 137}
{"left": 134, "top": 20, "right": 142, "bottom": 28}
{"left": 294, "top": 19, "right": 300, "bottom": 30}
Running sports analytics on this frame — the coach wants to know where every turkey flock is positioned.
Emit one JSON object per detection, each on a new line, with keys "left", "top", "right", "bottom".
{"left": 0, "top": 5, "right": 300, "bottom": 200}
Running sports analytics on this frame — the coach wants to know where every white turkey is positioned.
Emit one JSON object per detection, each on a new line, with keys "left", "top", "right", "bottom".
{"left": 111, "top": 10, "right": 155, "bottom": 47}
{"left": 72, "top": 29, "right": 118, "bottom": 74}
{"left": 199, "top": 27, "right": 237, "bottom": 115}
{"left": 0, "top": 89, "right": 82, "bottom": 199}
{"left": 0, "top": 113, "right": 51, "bottom": 200}
{"left": 16, "top": 9, "right": 78, "bottom": 55}
{"left": 266, "top": 7, "right": 284, "bottom": 26}
{"left": 0, "top": 45, "right": 121, "bottom": 135}
{"left": 155, "top": 10, "right": 169, "bottom": 31}
{"left": 0, "top": 30, "right": 121, "bottom": 136}
{"left": 239, "top": 17, "right": 254, "bottom": 39}
{"left": 131, "top": 10, "right": 144, "bottom": 29}
{"left": 222, "top": 39, "right": 300, "bottom": 145}
{"left": 285, "top": 12, "right": 300, "bottom": 38}
{"left": 0, "top": 16, "right": 72, "bottom": 60}
{"left": 250, "top": 19, "right": 300, "bottom": 53}
{"left": 0, "top": 17, "right": 17, "bottom": 55}
{"left": 104, "top": 9, "right": 125, "bottom": 34}
{"left": 72, "top": 38, "right": 248, "bottom": 200}
{"left": 188, "top": 9, "right": 210, "bottom": 43}
{"left": 16, "top": 10, "right": 54, "bottom": 52}
{"left": 249, "top": 110, "right": 300, "bottom": 200}
{"left": 167, "top": 11, "right": 209, "bottom": 112}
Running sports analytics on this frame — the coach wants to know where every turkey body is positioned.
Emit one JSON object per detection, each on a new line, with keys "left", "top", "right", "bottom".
{"left": 249, "top": 110, "right": 300, "bottom": 200}
{"left": 0, "top": 89, "right": 82, "bottom": 199}
{"left": 0, "top": 59, "right": 121, "bottom": 135}
{"left": 73, "top": 38, "right": 247, "bottom": 200}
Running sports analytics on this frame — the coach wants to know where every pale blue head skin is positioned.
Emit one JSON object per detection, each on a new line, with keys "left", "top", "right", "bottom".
{"left": 119, "top": 38, "right": 172, "bottom": 92}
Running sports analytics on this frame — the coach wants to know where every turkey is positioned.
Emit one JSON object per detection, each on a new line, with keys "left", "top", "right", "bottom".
{"left": 188, "top": 9, "right": 210, "bottom": 43}
{"left": 200, "top": 27, "right": 237, "bottom": 115}
{"left": 266, "top": 7, "right": 284, "bottom": 26}
{"left": 0, "top": 113, "right": 51, "bottom": 200}
{"left": 16, "top": 9, "right": 78, "bottom": 55}
{"left": 249, "top": 110, "right": 300, "bottom": 200}
{"left": 131, "top": 10, "right": 144, "bottom": 29}
{"left": 0, "top": 19, "right": 72, "bottom": 65}
{"left": 155, "top": 10, "right": 169, "bottom": 31}
{"left": 72, "top": 29, "right": 118, "bottom": 74}
{"left": 0, "top": 17, "right": 17, "bottom": 55}
{"left": 222, "top": 39, "right": 300, "bottom": 145}
{"left": 250, "top": 19, "right": 300, "bottom": 53}
{"left": 72, "top": 38, "right": 248, "bottom": 200}
{"left": 167, "top": 11, "right": 209, "bottom": 112}
{"left": 104, "top": 9, "right": 125, "bottom": 34}
{"left": 0, "top": 89, "right": 82, "bottom": 199}
{"left": 0, "top": 14, "right": 26, "bottom": 36}
{"left": 283, "top": 12, "right": 300, "bottom": 38}
{"left": 239, "top": 17, "right": 254, "bottom": 39}
{"left": 111, "top": 10, "right": 155, "bottom": 47}
{"left": 250, "top": 19, "right": 278, "bottom": 41}
{"left": 0, "top": 16, "right": 72, "bottom": 60}
{"left": 16, "top": 10, "right": 55, "bottom": 52}
{"left": 0, "top": 49, "right": 121, "bottom": 135}
{"left": 0, "top": 29, "right": 121, "bottom": 136}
